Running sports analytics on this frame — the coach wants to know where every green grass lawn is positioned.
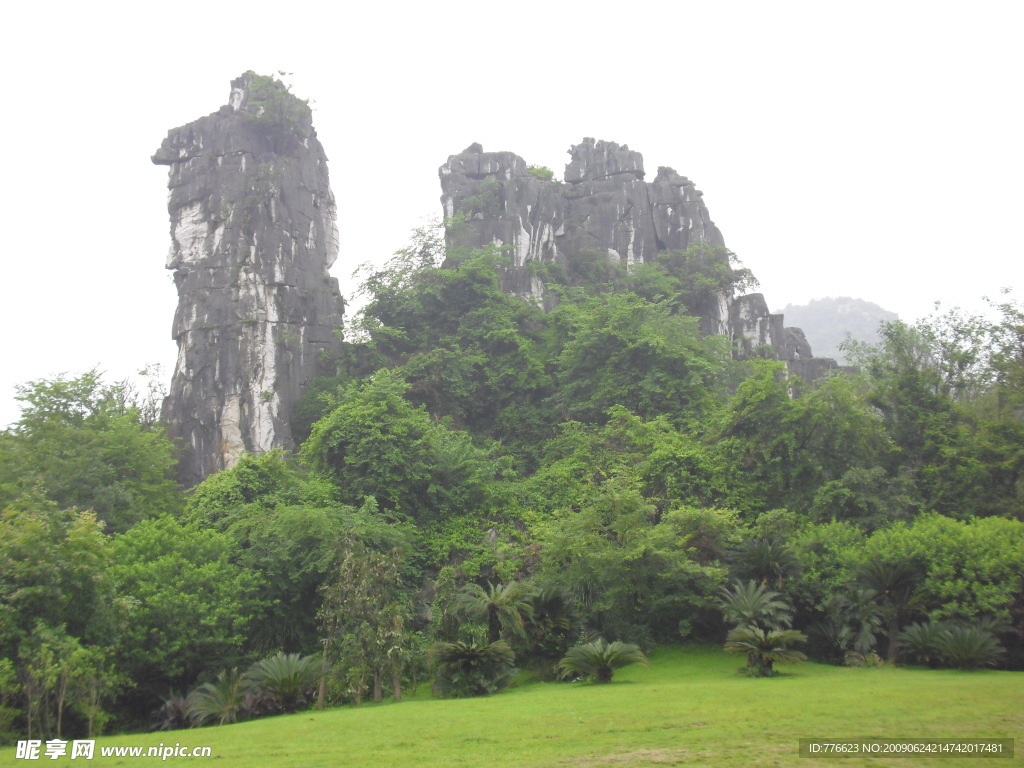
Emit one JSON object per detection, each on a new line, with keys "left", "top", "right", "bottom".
{"left": 9, "top": 646, "right": 1022, "bottom": 767}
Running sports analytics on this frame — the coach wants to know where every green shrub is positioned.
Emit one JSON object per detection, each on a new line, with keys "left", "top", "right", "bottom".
{"left": 527, "top": 165, "right": 555, "bottom": 182}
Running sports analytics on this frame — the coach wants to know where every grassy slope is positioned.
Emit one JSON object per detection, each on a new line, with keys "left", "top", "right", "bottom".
{"left": 20, "top": 647, "right": 1023, "bottom": 767}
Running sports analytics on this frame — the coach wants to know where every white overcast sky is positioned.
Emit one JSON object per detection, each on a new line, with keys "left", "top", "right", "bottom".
{"left": 1, "top": 1, "right": 1021, "bottom": 427}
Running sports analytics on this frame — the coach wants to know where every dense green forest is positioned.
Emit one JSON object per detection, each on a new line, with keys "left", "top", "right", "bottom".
{"left": 1, "top": 232, "right": 1022, "bottom": 740}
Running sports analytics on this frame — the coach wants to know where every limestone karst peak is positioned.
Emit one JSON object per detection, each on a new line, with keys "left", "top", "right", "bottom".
{"left": 153, "top": 74, "right": 343, "bottom": 487}
{"left": 439, "top": 139, "right": 844, "bottom": 379}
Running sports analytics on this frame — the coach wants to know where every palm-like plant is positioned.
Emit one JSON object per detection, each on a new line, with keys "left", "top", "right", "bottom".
{"left": 717, "top": 579, "right": 792, "bottom": 631}
{"left": 936, "top": 625, "right": 1004, "bottom": 670}
{"left": 730, "top": 538, "right": 801, "bottom": 590}
{"left": 854, "top": 560, "right": 921, "bottom": 663}
{"left": 556, "top": 639, "right": 649, "bottom": 684}
{"left": 724, "top": 626, "right": 808, "bottom": 677}
{"left": 246, "top": 652, "right": 320, "bottom": 712}
{"left": 458, "top": 580, "right": 536, "bottom": 644}
{"left": 519, "top": 587, "right": 582, "bottom": 676}
{"left": 899, "top": 621, "right": 949, "bottom": 668}
{"left": 830, "top": 587, "right": 883, "bottom": 656}
{"left": 153, "top": 693, "right": 193, "bottom": 730}
{"left": 429, "top": 640, "right": 516, "bottom": 698}
{"left": 187, "top": 668, "right": 250, "bottom": 726}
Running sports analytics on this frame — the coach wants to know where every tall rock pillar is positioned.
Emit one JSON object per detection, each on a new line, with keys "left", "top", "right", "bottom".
{"left": 153, "top": 73, "right": 344, "bottom": 486}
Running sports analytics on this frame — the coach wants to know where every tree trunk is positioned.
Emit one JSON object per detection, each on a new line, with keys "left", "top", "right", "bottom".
{"left": 392, "top": 669, "right": 402, "bottom": 702}
{"left": 373, "top": 669, "right": 383, "bottom": 703}
{"left": 887, "top": 617, "right": 900, "bottom": 664}
{"left": 317, "top": 640, "right": 329, "bottom": 709}
{"left": 488, "top": 609, "right": 501, "bottom": 645}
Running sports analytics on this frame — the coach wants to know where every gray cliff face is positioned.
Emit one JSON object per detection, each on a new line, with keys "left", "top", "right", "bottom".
{"left": 440, "top": 139, "right": 724, "bottom": 308}
{"left": 153, "top": 73, "right": 343, "bottom": 486}
{"left": 440, "top": 139, "right": 839, "bottom": 376}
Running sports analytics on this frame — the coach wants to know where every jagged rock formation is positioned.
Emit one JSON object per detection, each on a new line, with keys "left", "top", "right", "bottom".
{"left": 153, "top": 73, "right": 343, "bottom": 486}
{"left": 440, "top": 139, "right": 841, "bottom": 378}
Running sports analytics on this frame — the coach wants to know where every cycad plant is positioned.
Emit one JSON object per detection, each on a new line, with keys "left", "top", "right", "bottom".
{"left": 458, "top": 581, "right": 536, "bottom": 644}
{"left": 518, "top": 586, "right": 582, "bottom": 678}
{"left": 730, "top": 537, "right": 801, "bottom": 590}
{"left": 936, "top": 625, "right": 1005, "bottom": 670}
{"left": 187, "top": 668, "right": 250, "bottom": 726}
{"left": 429, "top": 640, "right": 516, "bottom": 698}
{"left": 724, "top": 626, "right": 808, "bottom": 677}
{"left": 854, "top": 560, "right": 921, "bottom": 662}
{"left": 153, "top": 693, "right": 192, "bottom": 730}
{"left": 246, "top": 652, "right": 320, "bottom": 712}
{"left": 556, "top": 639, "right": 649, "bottom": 684}
{"left": 716, "top": 579, "right": 792, "bottom": 631}
{"left": 899, "top": 621, "right": 949, "bottom": 668}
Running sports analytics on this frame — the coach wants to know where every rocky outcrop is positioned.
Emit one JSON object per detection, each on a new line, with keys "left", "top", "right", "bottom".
{"left": 153, "top": 72, "right": 343, "bottom": 486}
{"left": 441, "top": 139, "right": 724, "bottom": 308}
{"left": 439, "top": 139, "right": 841, "bottom": 376}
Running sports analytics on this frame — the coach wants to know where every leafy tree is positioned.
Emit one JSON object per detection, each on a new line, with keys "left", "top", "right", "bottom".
{"left": 619, "top": 243, "right": 757, "bottom": 322}
{"left": 188, "top": 453, "right": 416, "bottom": 654}
{"left": 526, "top": 165, "right": 554, "bottom": 181}
{"left": 302, "top": 370, "right": 507, "bottom": 527}
{"left": 0, "top": 658, "right": 20, "bottom": 744}
{"left": 108, "top": 516, "right": 264, "bottom": 712}
{"left": 0, "top": 371, "right": 181, "bottom": 533}
{"left": 0, "top": 493, "right": 114, "bottom": 655}
{"left": 842, "top": 320, "right": 1005, "bottom": 517}
{"left": 526, "top": 406, "right": 724, "bottom": 517}
{"left": 724, "top": 627, "right": 807, "bottom": 677}
{"left": 532, "top": 479, "right": 730, "bottom": 644}
{"left": 713, "top": 362, "right": 896, "bottom": 517}
{"left": 184, "top": 450, "right": 338, "bottom": 526}
{"left": 69, "top": 645, "right": 121, "bottom": 738}
{"left": 318, "top": 541, "right": 414, "bottom": 704}
{"left": 811, "top": 466, "right": 918, "bottom": 530}
{"left": 551, "top": 292, "right": 729, "bottom": 426}
{"left": 851, "top": 515, "right": 1024, "bottom": 652}
{"left": 711, "top": 361, "right": 800, "bottom": 512}
{"left": 17, "top": 622, "right": 80, "bottom": 738}
{"left": 556, "top": 639, "right": 648, "bottom": 684}
{"left": 352, "top": 236, "right": 554, "bottom": 457}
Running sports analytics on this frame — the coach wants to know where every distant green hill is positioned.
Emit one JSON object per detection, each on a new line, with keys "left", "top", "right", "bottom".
{"left": 779, "top": 297, "right": 898, "bottom": 364}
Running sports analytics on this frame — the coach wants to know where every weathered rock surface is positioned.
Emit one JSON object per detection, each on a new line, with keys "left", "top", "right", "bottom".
{"left": 153, "top": 73, "right": 343, "bottom": 486}
{"left": 439, "top": 139, "right": 841, "bottom": 377}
